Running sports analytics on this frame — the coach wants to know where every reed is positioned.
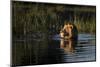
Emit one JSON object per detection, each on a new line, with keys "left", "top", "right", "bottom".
{"left": 12, "top": 1, "right": 96, "bottom": 36}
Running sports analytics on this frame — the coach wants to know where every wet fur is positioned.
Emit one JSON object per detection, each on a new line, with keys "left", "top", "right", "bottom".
{"left": 60, "top": 23, "right": 78, "bottom": 40}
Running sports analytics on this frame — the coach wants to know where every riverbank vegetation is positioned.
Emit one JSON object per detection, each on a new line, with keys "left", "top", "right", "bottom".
{"left": 12, "top": 1, "right": 96, "bottom": 37}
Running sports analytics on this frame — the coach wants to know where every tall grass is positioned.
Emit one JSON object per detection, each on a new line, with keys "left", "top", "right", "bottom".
{"left": 74, "top": 17, "right": 96, "bottom": 34}
{"left": 12, "top": 1, "right": 96, "bottom": 36}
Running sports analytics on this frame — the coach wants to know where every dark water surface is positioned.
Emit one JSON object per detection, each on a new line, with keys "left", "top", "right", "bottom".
{"left": 12, "top": 34, "right": 96, "bottom": 66}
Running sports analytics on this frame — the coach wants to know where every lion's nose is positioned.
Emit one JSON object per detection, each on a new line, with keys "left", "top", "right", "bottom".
{"left": 64, "top": 32, "right": 69, "bottom": 36}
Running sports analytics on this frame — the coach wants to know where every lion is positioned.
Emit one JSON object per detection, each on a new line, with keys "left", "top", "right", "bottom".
{"left": 60, "top": 22, "right": 78, "bottom": 40}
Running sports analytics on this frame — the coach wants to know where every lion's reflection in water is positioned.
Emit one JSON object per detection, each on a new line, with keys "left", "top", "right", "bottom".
{"left": 60, "top": 39, "right": 77, "bottom": 54}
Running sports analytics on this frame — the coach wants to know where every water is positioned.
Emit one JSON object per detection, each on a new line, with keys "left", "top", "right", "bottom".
{"left": 12, "top": 34, "right": 96, "bottom": 66}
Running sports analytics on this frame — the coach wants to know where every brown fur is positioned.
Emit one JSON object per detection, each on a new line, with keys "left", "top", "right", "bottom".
{"left": 60, "top": 22, "right": 78, "bottom": 40}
